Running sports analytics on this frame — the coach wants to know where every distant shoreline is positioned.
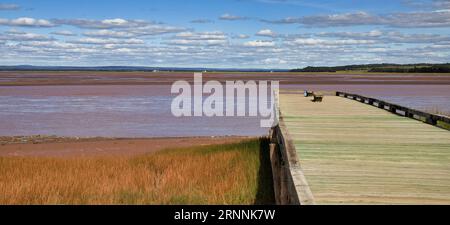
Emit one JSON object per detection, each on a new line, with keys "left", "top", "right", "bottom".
{"left": 0, "top": 135, "right": 254, "bottom": 157}
{"left": 1, "top": 71, "right": 450, "bottom": 86}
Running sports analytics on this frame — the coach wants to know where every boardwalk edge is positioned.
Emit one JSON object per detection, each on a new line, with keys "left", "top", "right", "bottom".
{"left": 269, "top": 117, "right": 315, "bottom": 205}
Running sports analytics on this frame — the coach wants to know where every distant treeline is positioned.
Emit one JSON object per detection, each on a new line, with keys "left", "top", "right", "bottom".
{"left": 0, "top": 65, "right": 288, "bottom": 73}
{"left": 368, "top": 66, "right": 450, "bottom": 73}
{"left": 290, "top": 63, "right": 450, "bottom": 73}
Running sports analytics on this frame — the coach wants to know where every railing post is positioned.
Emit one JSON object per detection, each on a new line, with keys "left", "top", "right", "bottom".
{"left": 389, "top": 105, "right": 397, "bottom": 113}
{"left": 359, "top": 97, "right": 365, "bottom": 103}
{"left": 425, "top": 116, "right": 437, "bottom": 126}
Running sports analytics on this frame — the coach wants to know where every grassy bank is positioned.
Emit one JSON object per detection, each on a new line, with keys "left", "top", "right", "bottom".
{"left": 0, "top": 138, "right": 274, "bottom": 205}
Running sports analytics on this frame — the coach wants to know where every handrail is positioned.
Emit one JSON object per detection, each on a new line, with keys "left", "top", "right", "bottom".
{"left": 336, "top": 91, "right": 450, "bottom": 129}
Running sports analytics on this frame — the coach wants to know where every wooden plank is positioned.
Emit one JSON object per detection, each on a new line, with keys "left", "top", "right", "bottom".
{"left": 280, "top": 93, "right": 450, "bottom": 204}
{"left": 278, "top": 120, "right": 315, "bottom": 205}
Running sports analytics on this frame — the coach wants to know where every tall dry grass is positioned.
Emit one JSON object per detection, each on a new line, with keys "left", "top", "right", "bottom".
{"left": 0, "top": 138, "right": 274, "bottom": 205}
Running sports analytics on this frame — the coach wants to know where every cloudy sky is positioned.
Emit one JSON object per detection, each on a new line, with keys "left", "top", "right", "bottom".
{"left": 1, "top": 0, "right": 450, "bottom": 68}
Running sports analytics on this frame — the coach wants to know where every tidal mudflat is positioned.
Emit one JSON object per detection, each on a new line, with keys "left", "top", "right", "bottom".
{"left": 0, "top": 85, "right": 268, "bottom": 137}
{"left": 1, "top": 83, "right": 449, "bottom": 137}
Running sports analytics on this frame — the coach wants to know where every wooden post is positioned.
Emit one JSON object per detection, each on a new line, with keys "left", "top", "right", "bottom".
{"left": 389, "top": 105, "right": 397, "bottom": 113}
{"left": 269, "top": 143, "right": 281, "bottom": 204}
{"left": 406, "top": 111, "right": 414, "bottom": 118}
{"left": 425, "top": 116, "right": 437, "bottom": 125}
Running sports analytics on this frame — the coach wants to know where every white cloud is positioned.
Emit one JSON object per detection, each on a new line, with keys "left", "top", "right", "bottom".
{"left": 233, "top": 34, "right": 250, "bottom": 39}
{"left": 52, "top": 18, "right": 149, "bottom": 29}
{"left": 83, "top": 30, "right": 135, "bottom": 38}
{"left": 263, "top": 10, "right": 450, "bottom": 28}
{"left": 1, "top": 9, "right": 450, "bottom": 68}
{"left": 123, "top": 25, "right": 187, "bottom": 36}
{"left": 175, "top": 31, "right": 227, "bottom": 40}
{"left": 316, "top": 30, "right": 450, "bottom": 44}
{"left": 102, "top": 18, "right": 128, "bottom": 26}
{"left": 165, "top": 39, "right": 227, "bottom": 46}
{"left": 69, "top": 38, "right": 145, "bottom": 45}
{"left": 52, "top": 18, "right": 186, "bottom": 37}
{"left": 287, "top": 38, "right": 375, "bottom": 46}
{"left": 21, "top": 41, "right": 77, "bottom": 49}
{"left": 166, "top": 31, "right": 228, "bottom": 46}
{"left": 243, "top": 40, "right": 275, "bottom": 47}
{"left": 0, "top": 30, "right": 53, "bottom": 41}
{"left": 0, "top": 17, "right": 55, "bottom": 27}
{"left": 263, "top": 58, "right": 287, "bottom": 64}
{"left": 386, "top": 10, "right": 450, "bottom": 28}
{"left": 256, "top": 29, "right": 276, "bottom": 37}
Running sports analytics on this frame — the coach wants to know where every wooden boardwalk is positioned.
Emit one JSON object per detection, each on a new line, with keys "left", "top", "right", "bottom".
{"left": 279, "top": 91, "right": 450, "bottom": 204}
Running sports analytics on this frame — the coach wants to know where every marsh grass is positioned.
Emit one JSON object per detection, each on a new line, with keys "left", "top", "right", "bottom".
{"left": 0, "top": 138, "right": 274, "bottom": 205}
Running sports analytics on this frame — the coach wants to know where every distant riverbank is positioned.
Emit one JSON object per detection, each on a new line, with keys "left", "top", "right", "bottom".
{"left": 1, "top": 71, "right": 450, "bottom": 86}
{"left": 0, "top": 136, "right": 252, "bottom": 157}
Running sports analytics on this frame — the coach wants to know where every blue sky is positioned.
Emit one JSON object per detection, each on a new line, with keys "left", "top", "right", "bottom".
{"left": 1, "top": 0, "right": 450, "bottom": 68}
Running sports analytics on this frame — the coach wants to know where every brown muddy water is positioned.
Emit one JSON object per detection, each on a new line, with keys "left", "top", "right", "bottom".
{"left": 0, "top": 84, "right": 449, "bottom": 137}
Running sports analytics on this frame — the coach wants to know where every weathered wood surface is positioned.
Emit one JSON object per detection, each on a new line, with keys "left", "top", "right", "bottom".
{"left": 269, "top": 124, "right": 315, "bottom": 205}
{"left": 279, "top": 92, "right": 450, "bottom": 204}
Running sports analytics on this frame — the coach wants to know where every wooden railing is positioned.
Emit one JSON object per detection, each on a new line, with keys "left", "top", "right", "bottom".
{"left": 269, "top": 121, "right": 315, "bottom": 205}
{"left": 336, "top": 91, "right": 450, "bottom": 129}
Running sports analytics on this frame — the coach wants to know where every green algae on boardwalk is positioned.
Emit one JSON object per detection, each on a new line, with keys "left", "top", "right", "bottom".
{"left": 279, "top": 93, "right": 450, "bottom": 204}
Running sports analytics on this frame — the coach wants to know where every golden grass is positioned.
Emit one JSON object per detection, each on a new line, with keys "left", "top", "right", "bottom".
{"left": 0, "top": 138, "right": 274, "bottom": 205}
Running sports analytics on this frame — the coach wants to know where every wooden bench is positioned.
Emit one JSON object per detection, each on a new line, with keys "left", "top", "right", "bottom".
{"left": 312, "top": 95, "right": 323, "bottom": 102}
{"left": 305, "top": 90, "right": 324, "bottom": 102}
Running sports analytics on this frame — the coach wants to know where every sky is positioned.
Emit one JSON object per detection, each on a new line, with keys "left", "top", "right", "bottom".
{"left": 0, "top": 0, "right": 450, "bottom": 69}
